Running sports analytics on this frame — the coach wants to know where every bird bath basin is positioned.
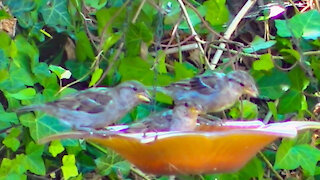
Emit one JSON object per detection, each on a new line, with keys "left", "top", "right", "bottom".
{"left": 39, "top": 120, "right": 320, "bottom": 175}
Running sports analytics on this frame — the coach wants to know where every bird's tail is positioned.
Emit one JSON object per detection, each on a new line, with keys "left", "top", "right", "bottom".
{"left": 145, "top": 86, "right": 172, "bottom": 96}
{"left": 16, "top": 105, "right": 45, "bottom": 114}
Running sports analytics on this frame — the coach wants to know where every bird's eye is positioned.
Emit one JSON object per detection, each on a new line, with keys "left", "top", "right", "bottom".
{"left": 184, "top": 102, "right": 189, "bottom": 107}
{"left": 239, "top": 82, "right": 245, "bottom": 87}
{"left": 132, "top": 87, "right": 138, "bottom": 91}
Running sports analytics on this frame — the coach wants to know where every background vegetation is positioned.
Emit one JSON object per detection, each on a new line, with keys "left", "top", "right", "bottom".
{"left": 0, "top": 0, "right": 320, "bottom": 179}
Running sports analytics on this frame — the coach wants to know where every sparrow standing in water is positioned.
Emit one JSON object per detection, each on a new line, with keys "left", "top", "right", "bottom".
{"left": 18, "top": 81, "right": 151, "bottom": 131}
{"left": 128, "top": 103, "right": 202, "bottom": 132}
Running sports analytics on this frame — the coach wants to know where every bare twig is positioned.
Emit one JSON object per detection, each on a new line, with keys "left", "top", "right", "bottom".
{"left": 183, "top": 0, "right": 223, "bottom": 39}
{"left": 258, "top": 151, "right": 284, "bottom": 180}
{"left": 211, "top": 0, "right": 257, "bottom": 69}
{"left": 177, "top": 0, "right": 211, "bottom": 69}
{"left": 132, "top": 0, "right": 146, "bottom": 24}
{"left": 94, "top": 42, "right": 124, "bottom": 87}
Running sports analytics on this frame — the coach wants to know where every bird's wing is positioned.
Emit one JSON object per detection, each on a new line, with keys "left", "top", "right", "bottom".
{"left": 168, "top": 73, "right": 224, "bottom": 95}
{"left": 49, "top": 88, "right": 112, "bottom": 114}
{"left": 129, "top": 111, "right": 173, "bottom": 132}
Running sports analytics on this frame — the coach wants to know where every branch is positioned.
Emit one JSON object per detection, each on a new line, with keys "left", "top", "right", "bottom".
{"left": 211, "top": 0, "right": 257, "bottom": 69}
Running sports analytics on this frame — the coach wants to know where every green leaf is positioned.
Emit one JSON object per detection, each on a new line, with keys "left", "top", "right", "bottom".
{"left": 2, "top": 128, "right": 21, "bottom": 152}
{"left": 85, "top": 0, "right": 107, "bottom": 9}
{"left": 174, "top": 61, "right": 198, "bottom": 81}
{"left": 49, "top": 140, "right": 65, "bottom": 157}
{"left": 275, "top": 140, "right": 320, "bottom": 175}
{"left": 6, "top": 88, "right": 36, "bottom": 100}
{"left": 0, "top": 67, "right": 9, "bottom": 83}
{"left": 65, "top": 60, "right": 91, "bottom": 81}
{"left": 49, "top": 65, "right": 71, "bottom": 80}
{"left": 89, "top": 68, "right": 103, "bottom": 87}
{"left": 125, "top": 22, "right": 153, "bottom": 56}
{"left": 275, "top": 10, "right": 320, "bottom": 40}
{"left": 311, "top": 57, "right": 320, "bottom": 81}
{"left": 61, "top": 155, "right": 78, "bottom": 179}
{"left": 25, "top": 142, "right": 45, "bottom": 175}
{"left": 204, "top": 0, "right": 229, "bottom": 26}
{"left": 75, "top": 31, "right": 95, "bottom": 62}
{"left": 3, "top": 0, "right": 35, "bottom": 28}
{"left": 279, "top": 49, "right": 300, "bottom": 64}
{"left": 103, "top": 32, "right": 122, "bottom": 52}
{"left": 267, "top": 101, "right": 278, "bottom": 121}
{"left": 288, "top": 66, "right": 309, "bottom": 91}
{"left": 0, "top": 154, "right": 26, "bottom": 179}
{"left": 234, "top": 157, "right": 264, "bottom": 179}
{"left": 252, "top": 53, "right": 274, "bottom": 71}
{"left": 158, "top": 52, "right": 167, "bottom": 74}
{"left": 256, "top": 69, "right": 290, "bottom": 99}
{"left": 33, "top": 62, "right": 51, "bottom": 78}
{"left": 243, "top": 36, "right": 276, "bottom": 53}
{"left": 229, "top": 100, "right": 258, "bottom": 120}
{"left": 0, "top": 111, "right": 18, "bottom": 124}
{"left": 96, "top": 7, "right": 126, "bottom": 35}
{"left": 95, "top": 150, "right": 130, "bottom": 176}
{"left": 118, "top": 57, "right": 173, "bottom": 86}
{"left": 278, "top": 90, "right": 302, "bottom": 114}
{"left": 179, "top": 5, "right": 207, "bottom": 29}
{"left": 39, "top": 0, "right": 71, "bottom": 30}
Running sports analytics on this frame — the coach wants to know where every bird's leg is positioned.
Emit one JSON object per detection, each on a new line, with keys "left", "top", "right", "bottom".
{"left": 198, "top": 114, "right": 223, "bottom": 126}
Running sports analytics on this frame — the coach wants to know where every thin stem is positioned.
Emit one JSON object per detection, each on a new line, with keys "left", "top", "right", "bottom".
{"left": 177, "top": 0, "right": 211, "bottom": 69}
{"left": 211, "top": 0, "right": 257, "bottom": 69}
{"left": 258, "top": 151, "right": 284, "bottom": 180}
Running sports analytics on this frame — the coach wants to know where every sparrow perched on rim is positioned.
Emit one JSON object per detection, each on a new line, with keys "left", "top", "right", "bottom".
{"left": 18, "top": 81, "right": 151, "bottom": 131}
{"left": 158, "top": 70, "right": 259, "bottom": 113}
{"left": 128, "top": 103, "right": 202, "bottom": 132}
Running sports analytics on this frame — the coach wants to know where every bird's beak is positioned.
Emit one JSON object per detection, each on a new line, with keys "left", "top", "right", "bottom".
{"left": 190, "top": 106, "right": 202, "bottom": 114}
{"left": 245, "top": 87, "right": 259, "bottom": 97}
{"left": 136, "top": 92, "right": 151, "bottom": 103}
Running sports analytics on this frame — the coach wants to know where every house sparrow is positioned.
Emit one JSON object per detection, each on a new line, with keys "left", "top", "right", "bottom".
{"left": 18, "top": 81, "right": 151, "bottom": 131}
{"left": 128, "top": 103, "right": 202, "bottom": 132}
{"left": 158, "top": 70, "right": 258, "bottom": 113}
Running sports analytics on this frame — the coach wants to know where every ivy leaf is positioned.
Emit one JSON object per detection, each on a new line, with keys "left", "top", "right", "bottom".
{"left": 174, "top": 61, "right": 198, "bottom": 81}
{"left": 243, "top": 36, "right": 276, "bottom": 53}
{"left": 0, "top": 154, "right": 26, "bottom": 179}
{"left": 125, "top": 22, "right": 153, "bottom": 56}
{"left": 275, "top": 10, "right": 320, "bottom": 40}
{"left": 157, "top": 51, "right": 167, "bottom": 74}
{"left": 118, "top": 57, "right": 173, "bottom": 86}
{"left": 2, "top": 127, "right": 21, "bottom": 152}
{"left": 95, "top": 150, "right": 130, "bottom": 176}
{"left": 275, "top": 139, "right": 320, "bottom": 175}
{"left": 61, "top": 155, "right": 79, "bottom": 179}
{"left": 0, "top": 111, "right": 18, "bottom": 124}
{"left": 256, "top": 69, "right": 290, "bottom": 99}
{"left": 75, "top": 31, "right": 95, "bottom": 62}
{"left": 49, "top": 140, "right": 65, "bottom": 157}
{"left": 103, "top": 32, "right": 122, "bottom": 52}
{"left": 49, "top": 65, "right": 72, "bottom": 80}
{"left": 229, "top": 100, "right": 258, "bottom": 120}
{"left": 204, "top": 0, "right": 229, "bottom": 26}
{"left": 267, "top": 101, "right": 278, "bottom": 121}
{"left": 3, "top": 0, "right": 35, "bottom": 28}
{"left": 288, "top": 67, "right": 309, "bottom": 91}
{"left": 6, "top": 88, "right": 36, "bottom": 100}
{"left": 89, "top": 68, "right": 103, "bottom": 87}
{"left": 278, "top": 90, "right": 302, "bottom": 114}
{"left": 39, "top": 0, "right": 72, "bottom": 31}
{"left": 96, "top": 7, "right": 126, "bottom": 35}
{"left": 65, "top": 60, "right": 90, "bottom": 81}
{"left": 252, "top": 53, "right": 274, "bottom": 71}
{"left": 25, "top": 142, "right": 45, "bottom": 175}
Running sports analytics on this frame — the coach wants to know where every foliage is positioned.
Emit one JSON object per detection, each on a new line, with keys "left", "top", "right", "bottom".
{"left": 0, "top": 0, "right": 320, "bottom": 179}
